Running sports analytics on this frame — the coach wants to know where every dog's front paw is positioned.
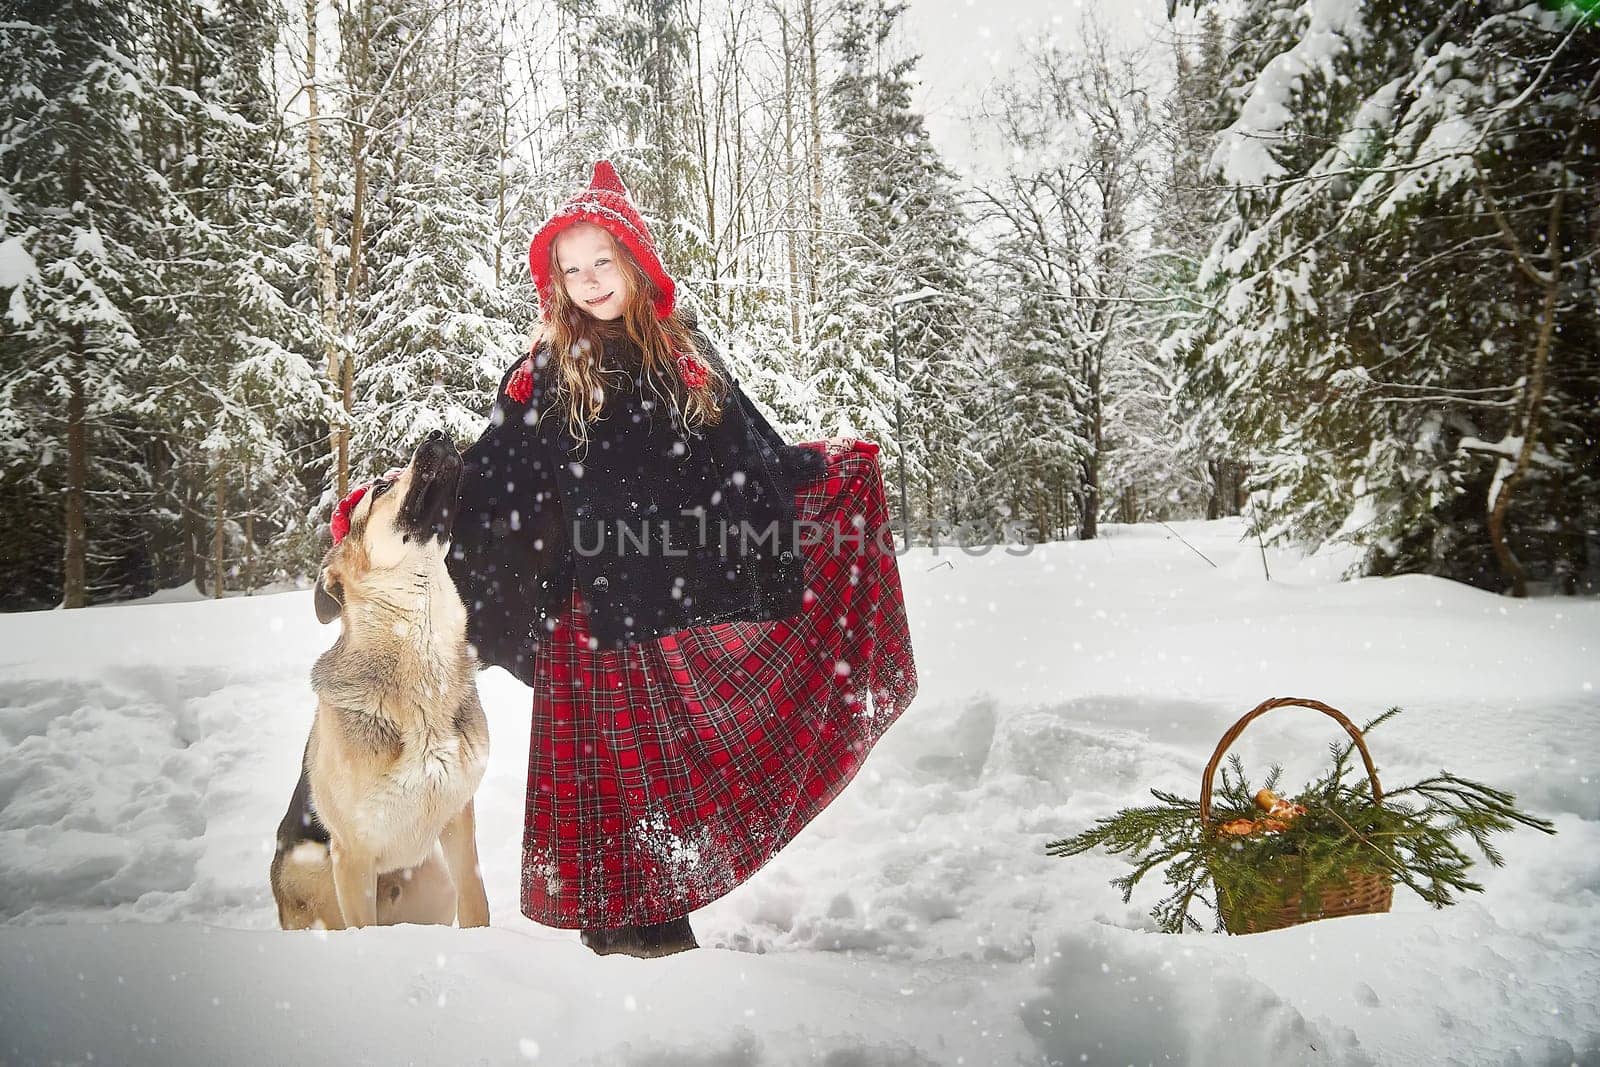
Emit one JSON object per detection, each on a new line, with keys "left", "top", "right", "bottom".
{"left": 456, "top": 889, "right": 491, "bottom": 929}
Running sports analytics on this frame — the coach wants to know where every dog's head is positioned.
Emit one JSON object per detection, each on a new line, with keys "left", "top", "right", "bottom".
{"left": 315, "top": 431, "right": 463, "bottom": 624}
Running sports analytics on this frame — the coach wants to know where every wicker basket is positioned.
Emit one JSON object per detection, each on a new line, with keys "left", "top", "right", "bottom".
{"left": 1201, "top": 697, "right": 1396, "bottom": 935}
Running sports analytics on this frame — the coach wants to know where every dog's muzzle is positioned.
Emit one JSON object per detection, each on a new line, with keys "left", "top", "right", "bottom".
{"left": 401, "top": 430, "right": 463, "bottom": 544}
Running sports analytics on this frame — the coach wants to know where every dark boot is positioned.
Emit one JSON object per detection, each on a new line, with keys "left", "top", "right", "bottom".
{"left": 580, "top": 916, "right": 697, "bottom": 959}
{"left": 635, "top": 916, "right": 697, "bottom": 958}
{"left": 580, "top": 924, "right": 645, "bottom": 956}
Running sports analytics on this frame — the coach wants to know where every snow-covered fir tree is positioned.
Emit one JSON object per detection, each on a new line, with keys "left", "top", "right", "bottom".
{"left": 543, "top": 0, "right": 634, "bottom": 204}
{"left": 139, "top": 0, "right": 328, "bottom": 597}
{"left": 2, "top": 0, "right": 180, "bottom": 607}
{"left": 611, "top": 0, "right": 705, "bottom": 280}
{"left": 978, "top": 21, "right": 1156, "bottom": 540}
{"left": 823, "top": 0, "right": 979, "bottom": 541}
{"left": 1135, "top": 8, "right": 1235, "bottom": 521}
{"left": 1183, "top": 0, "right": 1599, "bottom": 592}
{"left": 343, "top": 0, "right": 521, "bottom": 469}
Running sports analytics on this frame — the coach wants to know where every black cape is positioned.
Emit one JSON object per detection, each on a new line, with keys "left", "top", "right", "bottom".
{"left": 446, "top": 324, "right": 828, "bottom": 685}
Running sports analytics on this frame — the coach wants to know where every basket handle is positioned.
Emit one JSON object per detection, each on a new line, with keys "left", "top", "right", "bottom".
{"left": 1199, "top": 697, "right": 1384, "bottom": 828}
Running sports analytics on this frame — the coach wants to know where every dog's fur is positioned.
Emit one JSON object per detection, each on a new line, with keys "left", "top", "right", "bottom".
{"left": 270, "top": 432, "right": 491, "bottom": 930}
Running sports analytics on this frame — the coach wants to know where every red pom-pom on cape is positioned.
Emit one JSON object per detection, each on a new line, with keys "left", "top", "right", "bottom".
{"left": 506, "top": 359, "right": 533, "bottom": 405}
{"left": 676, "top": 351, "right": 709, "bottom": 390}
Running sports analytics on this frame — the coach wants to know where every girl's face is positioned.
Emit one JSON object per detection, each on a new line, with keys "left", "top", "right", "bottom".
{"left": 553, "top": 222, "right": 631, "bottom": 321}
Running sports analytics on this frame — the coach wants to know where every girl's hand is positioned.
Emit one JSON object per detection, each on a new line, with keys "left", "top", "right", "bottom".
{"left": 824, "top": 435, "right": 857, "bottom": 456}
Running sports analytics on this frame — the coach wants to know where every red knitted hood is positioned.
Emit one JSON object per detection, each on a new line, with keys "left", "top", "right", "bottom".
{"left": 528, "top": 160, "right": 676, "bottom": 323}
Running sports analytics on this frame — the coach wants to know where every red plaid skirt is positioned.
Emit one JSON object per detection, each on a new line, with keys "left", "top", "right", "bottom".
{"left": 519, "top": 441, "right": 918, "bottom": 928}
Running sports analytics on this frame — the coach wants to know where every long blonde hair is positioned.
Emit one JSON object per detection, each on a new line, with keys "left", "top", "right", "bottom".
{"left": 531, "top": 230, "right": 729, "bottom": 456}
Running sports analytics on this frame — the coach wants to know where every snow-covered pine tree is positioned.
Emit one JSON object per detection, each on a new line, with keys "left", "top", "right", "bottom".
{"left": 611, "top": 0, "right": 705, "bottom": 284}
{"left": 881, "top": 112, "right": 979, "bottom": 546}
{"left": 973, "top": 118, "right": 1086, "bottom": 542}
{"left": 545, "top": 0, "right": 632, "bottom": 193}
{"left": 979, "top": 21, "right": 1156, "bottom": 540}
{"left": 1188, "top": 0, "right": 1598, "bottom": 592}
{"left": 0, "top": 0, "right": 175, "bottom": 608}
{"left": 1349, "top": 4, "right": 1599, "bottom": 595}
{"left": 981, "top": 253, "right": 1091, "bottom": 542}
{"left": 1136, "top": 8, "right": 1234, "bottom": 521}
{"left": 132, "top": 0, "right": 329, "bottom": 597}
{"left": 208, "top": 0, "right": 337, "bottom": 589}
{"left": 823, "top": 0, "right": 978, "bottom": 542}
{"left": 338, "top": 0, "right": 518, "bottom": 470}
{"left": 806, "top": 249, "right": 896, "bottom": 447}
{"left": 672, "top": 3, "right": 818, "bottom": 437}
{"left": 706, "top": 316, "right": 810, "bottom": 435}
{"left": 814, "top": 0, "right": 905, "bottom": 493}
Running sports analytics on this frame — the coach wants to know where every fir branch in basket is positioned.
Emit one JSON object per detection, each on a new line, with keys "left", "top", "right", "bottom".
{"left": 1045, "top": 706, "right": 1557, "bottom": 934}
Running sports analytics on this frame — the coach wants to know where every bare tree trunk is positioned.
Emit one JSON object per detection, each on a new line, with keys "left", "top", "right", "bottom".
{"left": 186, "top": 473, "right": 208, "bottom": 596}
{"left": 1480, "top": 69, "right": 1593, "bottom": 596}
{"left": 687, "top": 0, "right": 720, "bottom": 320}
{"left": 778, "top": 2, "right": 802, "bottom": 342}
{"left": 919, "top": 421, "right": 934, "bottom": 548}
{"left": 212, "top": 460, "right": 226, "bottom": 599}
{"left": 1081, "top": 367, "right": 1102, "bottom": 540}
{"left": 61, "top": 130, "right": 89, "bottom": 609}
{"left": 64, "top": 329, "right": 88, "bottom": 609}
{"left": 305, "top": 0, "right": 346, "bottom": 495}
{"left": 243, "top": 457, "right": 255, "bottom": 594}
{"left": 1487, "top": 276, "right": 1558, "bottom": 598}
{"left": 803, "top": 0, "right": 823, "bottom": 310}
{"left": 337, "top": 0, "right": 374, "bottom": 493}
{"left": 493, "top": 3, "right": 510, "bottom": 286}
{"left": 731, "top": 18, "right": 745, "bottom": 323}
{"left": 1552, "top": 437, "right": 1594, "bottom": 595}
{"left": 179, "top": 473, "right": 197, "bottom": 590}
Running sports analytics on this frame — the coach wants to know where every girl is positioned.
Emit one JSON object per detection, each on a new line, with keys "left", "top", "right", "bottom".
{"left": 445, "top": 160, "right": 918, "bottom": 958}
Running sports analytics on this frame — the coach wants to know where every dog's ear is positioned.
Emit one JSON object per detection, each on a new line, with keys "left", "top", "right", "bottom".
{"left": 314, "top": 568, "right": 344, "bottom": 624}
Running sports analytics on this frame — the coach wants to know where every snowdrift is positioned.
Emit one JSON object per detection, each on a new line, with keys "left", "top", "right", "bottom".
{"left": 2, "top": 520, "right": 1595, "bottom": 1065}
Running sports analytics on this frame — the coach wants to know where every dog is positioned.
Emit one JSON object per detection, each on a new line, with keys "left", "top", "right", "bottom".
{"left": 270, "top": 430, "right": 491, "bottom": 930}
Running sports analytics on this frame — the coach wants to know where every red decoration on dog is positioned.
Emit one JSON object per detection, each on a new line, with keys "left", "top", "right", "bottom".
{"left": 330, "top": 483, "right": 369, "bottom": 546}
{"left": 330, "top": 468, "right": 405, "bottom": 545}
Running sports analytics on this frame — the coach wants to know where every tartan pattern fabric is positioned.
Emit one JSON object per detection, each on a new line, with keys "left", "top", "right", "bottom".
{"left": 519, "top": 441, "right": 917, "bottom": 928}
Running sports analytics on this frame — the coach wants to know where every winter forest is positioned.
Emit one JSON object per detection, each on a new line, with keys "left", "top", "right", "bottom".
{"left": 1, "top": 0, "right": 1597, "bottom": 608}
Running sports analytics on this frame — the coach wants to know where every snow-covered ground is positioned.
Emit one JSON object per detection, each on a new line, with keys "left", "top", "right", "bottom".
{"left": 2, "top": 519, "right": 1596, "bottom": 1065}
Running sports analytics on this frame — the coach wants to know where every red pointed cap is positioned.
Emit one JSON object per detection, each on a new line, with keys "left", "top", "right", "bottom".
{"left": 527, "top": 159, "right": 676, "bottom": 323}
{"left": 590, "top": 159, "right": 627, "bottom": 195}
